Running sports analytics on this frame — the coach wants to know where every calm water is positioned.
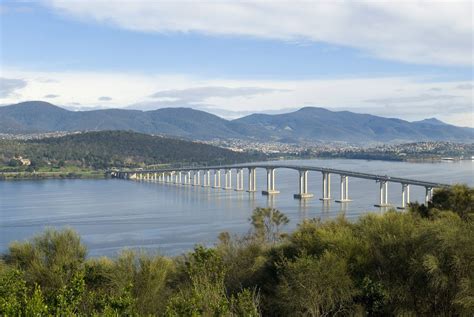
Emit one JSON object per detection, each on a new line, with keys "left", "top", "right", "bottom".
{"left": 1, "top": 159, "right": 472, "bottom": 257}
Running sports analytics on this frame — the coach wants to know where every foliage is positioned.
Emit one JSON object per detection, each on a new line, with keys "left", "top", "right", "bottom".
{"left": 0, "top": 130, "right": 265, "bottom": 170}
{"left": 1, "top": 188, "right": 473, "bottom": 316}
{"left": 276, "top": 251, "right": 357, "bottom": 316}
{"left": 165, "top": 246, "right": 260, "bottom": 316}
{"left": 409, "top": 184, "right": 473, "bottom": 220}
{"left": 249, "top": 207, "right": 289, "bottom": 243}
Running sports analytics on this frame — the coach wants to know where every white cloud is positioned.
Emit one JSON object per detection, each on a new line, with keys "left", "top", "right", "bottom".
{"left": 149, "top": 86, "right": 288, "bottom": 104}
{"left": 44, "top": 94, "right": 59, "bottom": 98}
{"left": 0, "top": 77, "right": 27, "bottom": 97}
{"left": 43, "top": 0, "right": 473, "bottom": 66}
{"left": 365, "top": 94, "right": 460, "bottom": 104}
{"left": 1, "top": 68, "right": 473, "bottom": 127}
{"left": 457, "top": 83, "right": 474, "bottom": 90}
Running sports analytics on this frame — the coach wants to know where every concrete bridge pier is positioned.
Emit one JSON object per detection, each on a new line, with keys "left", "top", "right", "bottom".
{"left": 247, "top": 168, "right": 257, "bottom": 192}
{"left": 294, "top": 170, "right": 313, "bottom": 199}
{"left": 425, "top": 186, "right": 433, "bottom": 204}
{"left": 374, "top": 180, "right": 390, "bottom": 207}
{"left": 262, "top": 168, "right": 279, "bottom": 195}
{"left": 196, "top": 171, "right": 201, "bottom": 186}
{"left": 320, "top": 172, "right": 332, "bottom": 201}
{"left": 235, "top": 168, "right": 245, "bottom": 191}
{"left": 335, "top": 175, "right": 351, "bottom": 203}
{"left": 202, "top": 170, "right": 211, "bottom": 187}
{"left": 213, "top": 170, "right": 221, "bottom": 188}
{"left": 223, "top": 169, "right": 232, "bottom": 189}
{"left": 397, "top": 184, "right": 410, "bottom": 209}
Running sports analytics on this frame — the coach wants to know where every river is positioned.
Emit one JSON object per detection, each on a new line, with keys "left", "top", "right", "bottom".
{"left": 1, "top": 159, "right": 472, "bottom": 257}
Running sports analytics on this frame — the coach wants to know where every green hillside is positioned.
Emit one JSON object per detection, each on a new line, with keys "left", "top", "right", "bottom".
{"left": 0, "top": 131, "right": 263, "bottom": 171}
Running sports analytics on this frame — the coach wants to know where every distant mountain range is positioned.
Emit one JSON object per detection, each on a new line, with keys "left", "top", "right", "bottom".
{"left": 0, "top": 101, "right": 472, "bottom": 143}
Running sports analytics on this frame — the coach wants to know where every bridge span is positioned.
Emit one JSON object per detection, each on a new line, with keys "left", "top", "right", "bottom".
{"left": 110, "top": 163, "right": 451, "bottom": 209}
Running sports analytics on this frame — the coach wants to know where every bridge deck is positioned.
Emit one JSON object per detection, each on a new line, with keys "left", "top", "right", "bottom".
{"left": 116, "top": 163, "right": 451, "bottom": 189}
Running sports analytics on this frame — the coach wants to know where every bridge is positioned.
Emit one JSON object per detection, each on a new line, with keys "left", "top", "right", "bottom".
{"left": 110, "top": 163, "right": 451, "bottom": 209}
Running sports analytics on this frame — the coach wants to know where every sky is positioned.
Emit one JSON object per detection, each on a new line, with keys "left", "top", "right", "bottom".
{"left": 0, "top": 0, "right": 473, "bottom": 127}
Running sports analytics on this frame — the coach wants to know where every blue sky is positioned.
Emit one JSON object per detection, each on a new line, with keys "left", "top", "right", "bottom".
{"left": 0, "top": 0, "right": 472, "bottom": 126}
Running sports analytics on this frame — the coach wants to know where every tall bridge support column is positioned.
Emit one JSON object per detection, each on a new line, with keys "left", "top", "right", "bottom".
{"left": 262, "top": 168, "right": 279, "bottom": 195}
{"left": 374, "top": 180, "right": 390, "bottom": 207}
{"left": 294, "top": 170, "right": 313, "bottom": 199}
{"left": 223, "top": 169, "right": 232, "bottom": 189}
{"left": 196, "top": 171, "right": 201, "bottom": 186}
{"left": 235, "top": 168, "right": 244, "bottom": 191}
{"left": 398, "top": 184, "right": 410, "bottom": 209}
{"left": 213, "top": 170, "right": 221, "bottom": 188}
{"left": 202, "top": 170, "right": 210, "bottom": 187}
{"left": 320, "top": 172, "right": 331, "bottom": 201}
{"left": 335, "top": 175, "right": 351, "bottom": 203}
{"left": 178, "top": 172, "right": 182, "bottom": 184}
{"left": 425, "top": 187, "right": 433, "bottom": 204}
{"left": 247, "top": 168, "right": 257, "bottom": 192}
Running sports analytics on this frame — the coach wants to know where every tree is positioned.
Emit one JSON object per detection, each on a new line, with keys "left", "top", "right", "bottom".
{"left": 249, "top": 207, "right": 289, "bottom": 243}
{"left": 5, "top": 228, "right": 87, "bottom": 294}
{"left": 276, "top": 251, "right": 356, "bottom": 316}
{"left": 166, "top": 246, "right": 260, "bottom": 316}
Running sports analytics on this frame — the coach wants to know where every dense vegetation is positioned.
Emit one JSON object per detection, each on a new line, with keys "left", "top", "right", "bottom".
{"left": 1, "top": 185, "right": 472, "bottom": 316}
{"left": 0, "top": 131, "right": 264, "bottom": 171}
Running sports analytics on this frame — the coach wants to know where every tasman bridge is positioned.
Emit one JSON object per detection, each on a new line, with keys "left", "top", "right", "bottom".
{"left": 110, "top": 163, "right": 451, "bottom": 209}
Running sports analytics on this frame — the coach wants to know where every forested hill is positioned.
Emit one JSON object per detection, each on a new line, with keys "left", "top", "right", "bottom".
{"left": 0, "top": 131, "right": 263, "bottom": 169}
{"left": 1, "top": 101, "right": 473, "bottom": 143}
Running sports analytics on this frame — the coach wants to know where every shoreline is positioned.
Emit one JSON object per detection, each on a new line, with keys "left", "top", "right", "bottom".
{"left": 0, "top": 171, "right": 107, "bottom": 181}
